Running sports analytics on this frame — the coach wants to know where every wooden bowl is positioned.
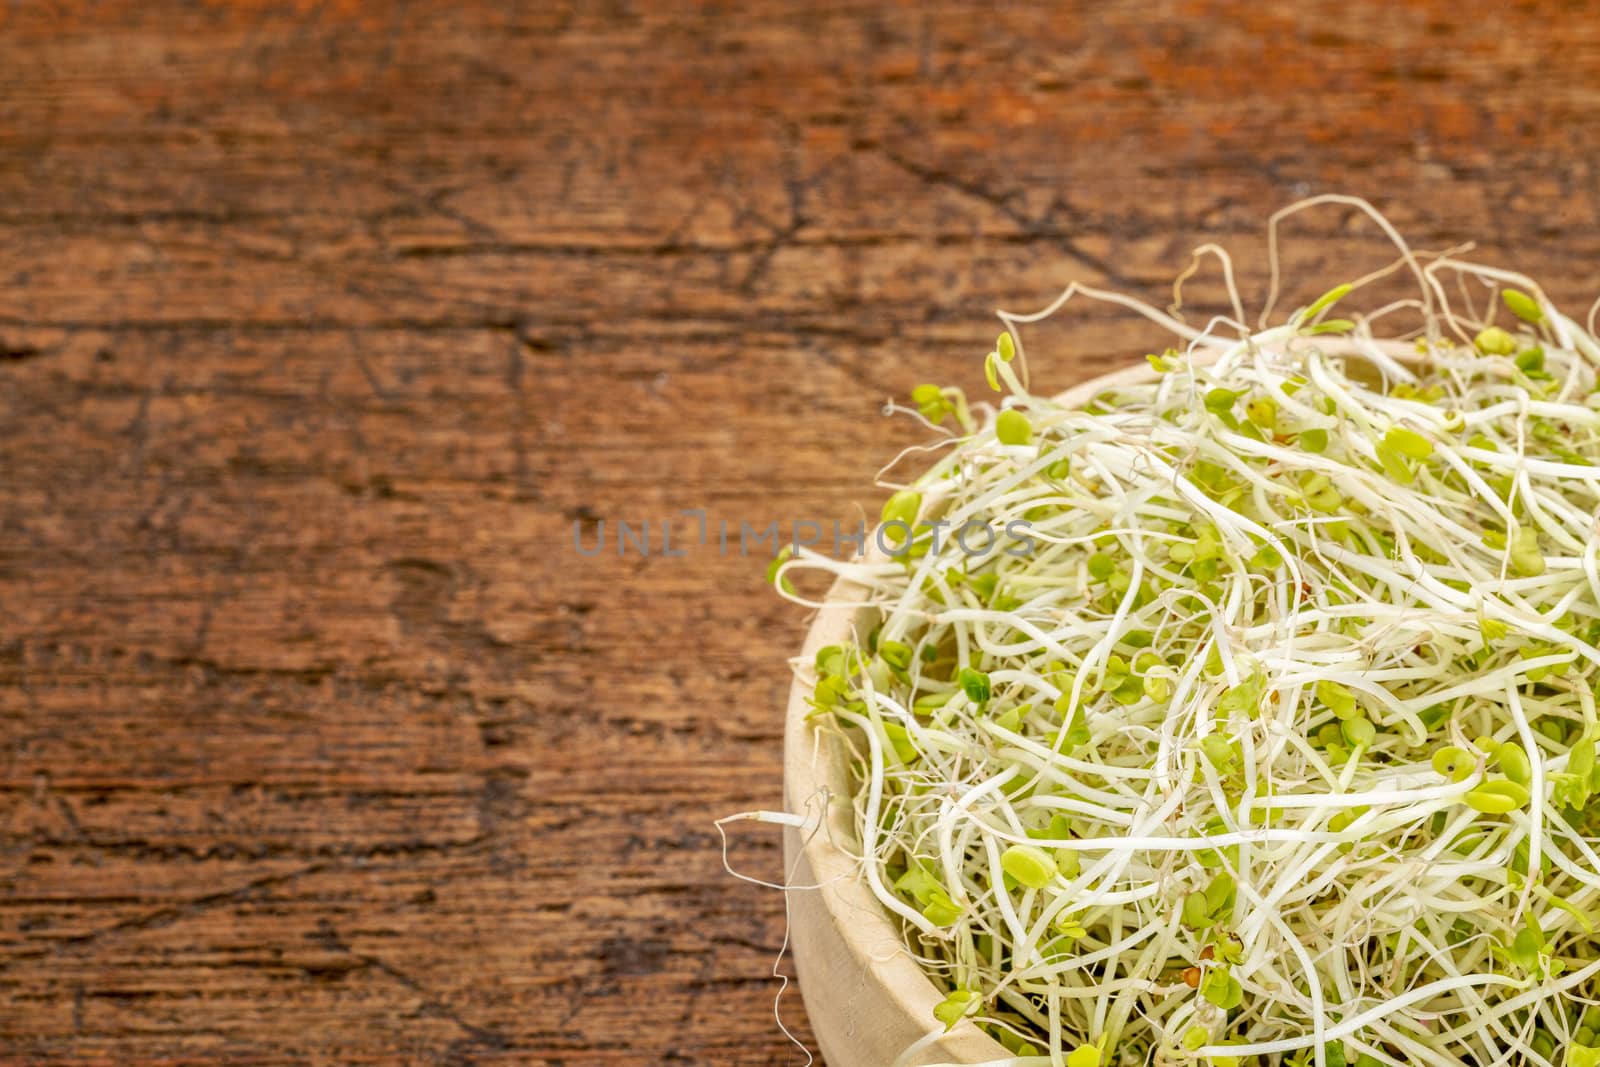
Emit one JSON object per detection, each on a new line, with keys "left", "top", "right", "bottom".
{"left": 781, "top": 359, "right": 1167, "bottom": 1066}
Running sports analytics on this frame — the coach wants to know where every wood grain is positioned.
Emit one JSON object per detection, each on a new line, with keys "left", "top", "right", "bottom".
{"left": 1, "top": 2, "right": 1597, "bottom": 1063}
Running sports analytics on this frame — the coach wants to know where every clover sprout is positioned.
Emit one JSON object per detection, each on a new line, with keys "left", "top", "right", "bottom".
{"left": 767, "top": 198, "right": 1600, "bottom": 1067}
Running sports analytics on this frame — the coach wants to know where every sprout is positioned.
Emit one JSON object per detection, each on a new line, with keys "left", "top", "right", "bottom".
{"left": 1054, "top": 910, "right": 1087, "bottom": 939}
{"left": 1511, "top": 526, "right": 1546, "bottom": 577}
{"left": 1383, "top": 426, "right": 1433, "bottom": 460}
{"left": 1432, "top": 745, "right": 1474, "bottom": 781}
{"left": 879, "top": 489, "right": 921, "bottom": 545}
{"left": 912, "top": 383, "right": 954, "bottom": 425}
{"left": 996, "top": 408, "right": 1033, "bottom": 446}
{"left": 1317, "top": 680, "right": 1358, "bottom": 720}
{"left": 761, "top": 201, "right": 1600, "bottom": 1067}
{"left": 1302, "top": 282, "right": 1353, "bottom": 321}
{"left": 1202, "top": 968, "right": 1244, "bottom": 1010}
{"left": 934, "top": 988, "right": 978, "bottom": 1029}
{"left": 959, "top": 667, "right": 992, "bottom": 705}
{"left": 878, "top": 639, "right": 913, "bottom": 671}
{"left": 1474, "top": 325, "right": 1518, "bottom": 355}
{"left": 1496, "top": 741, "right": 1532, "bottom": 786}
{"left": 766, "top": 545, "right": 796, "bottom": 594}
{"left": 985, "top": 352, "right": 1003, "bottom": 392}
{"left": 923, "top": 890, "right": 963, "bottom": 926}
{"left": 1066, "top": 1041, "right": 1104, "bottom": 1067}
{"left": 1503, "top": 288, "right": 1544, "bottom": 324}
{"left": 1464, "top": 779, "right": 1530, "bottom": 813}
{"left": 1001, "top": 844, "right": 1058, "bottom": 889}
{"left": 1340, "top": 716, "right": 1376, "bottom": 748}
{"left": 1204, "top": 387, "right": 1238, "bottom": 413}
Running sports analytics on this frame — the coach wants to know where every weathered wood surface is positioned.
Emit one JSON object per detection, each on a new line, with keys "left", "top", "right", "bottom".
{"left": 1, "top": 2, "right": 1597, "bottom": 1063}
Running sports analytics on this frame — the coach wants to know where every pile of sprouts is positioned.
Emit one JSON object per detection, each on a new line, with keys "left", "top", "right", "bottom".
{"left": 768, "top": 198, "right": 1600, "bottom": 1067}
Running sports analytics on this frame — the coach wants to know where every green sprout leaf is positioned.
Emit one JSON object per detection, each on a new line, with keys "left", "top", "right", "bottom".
{"left": 1511, "top": 527, "right": 1546, "bottom": 577}
{"left": 1570, "top": 1046, "right": 1600, "bottom": 1067}
{"left": 1211, "top": 933, "right": 1245, "bottom": 966}
{"left": 1200, "top": 732, "right": 1238, "bottom": 773}
{"left": 1503, "top": 289, "right": 1544, "bottom": 324}
{"left": 878, "top": 639, "right": 913, "bottom": 671}
{"left": 1147, "top": 350, "right": 1181, "bottom": 373}
{"left": 1475, "top": 326, "right": 1517, "bottom": 355}
{"left": 1318, "top": 680, "right": 1358, "bottom": 720}
{"left": 880, "top": 490, "right": 922, "bottom": 545}
{"left": 922, "top": 889, "right": 962, "bottom": 926}
{"left": 1000, "top": 844, "right": 1058, "bottom": 890}
{"left": 767, "top": 546, "right": 796, "bottom": 594}
{"left": 1204, "top": 870, "right": 1236, "bottom": 919}
{"left": 1465, "top": 778, "right": 1530, "bottom": 813}
{"left": 1496, "top": 741, "right": 1532, "bottom": 786}
{"left": 812, "top": 673, "right": 850, "bottom": 710}
{"left": 1376, "top": 440, "right": 1415, "bottom": 485}
{"left": 1304, "top": 283, "right": 1354, "bottom": 321}
{"left": 959, "top": 667, "right": 992, "bottom": 705}
{"left": 1432, "top": 745, "right": 1474, "bottom": 782}
{"left": 932, "top": 988, "right": 977, "bottom": 1029}
{"left": 1508, "top": 914, "right": 1545, "bottom": 970}
{"left": 984, "top": 352, "right": 1002, "bottom": 392}
{"left": 1054, "top": 909, "right": 1087, "bottom": 939}
{"left": 1065, "top": 1044, "right": 1101, "bottom": 1067}
{"left": 1384, "top": 426, "right": 1433, "bottom": 460}
{"left": 996, "top": 409, "right": 1033, "bottom": 446}
{"left": 1201, "top": 968, "right": 1244, "bottom": 1010}
{"left": 883, "top": 722, "right": 918, "bottom": 764}
{"left": 894, "top": 865, "right": 942, "bottom": 906}
{"left": 1341, "top": 716, "right": 1376, "bottom": 748}
{"left": 912, "top": 383, "right": 953, "bottom": 424}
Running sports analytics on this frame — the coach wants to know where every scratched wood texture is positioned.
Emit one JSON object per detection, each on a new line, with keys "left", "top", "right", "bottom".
{"left": 1, "top": 2, "right": 1598, "bottom": 1064}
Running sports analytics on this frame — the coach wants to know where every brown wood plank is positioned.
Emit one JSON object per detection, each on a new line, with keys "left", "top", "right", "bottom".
{"left": 3, "top": 1, "right": 1600, "bottom": 1063}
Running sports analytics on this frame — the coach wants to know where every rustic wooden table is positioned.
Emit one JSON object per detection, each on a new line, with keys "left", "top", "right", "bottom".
{"left": 2, "top": 2, "right": 1597, "bottom": 1064}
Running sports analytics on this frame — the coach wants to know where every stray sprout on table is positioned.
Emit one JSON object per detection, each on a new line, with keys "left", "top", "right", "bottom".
{"left": 761, "top": 197, "right": 1600, "bottom": 1067}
